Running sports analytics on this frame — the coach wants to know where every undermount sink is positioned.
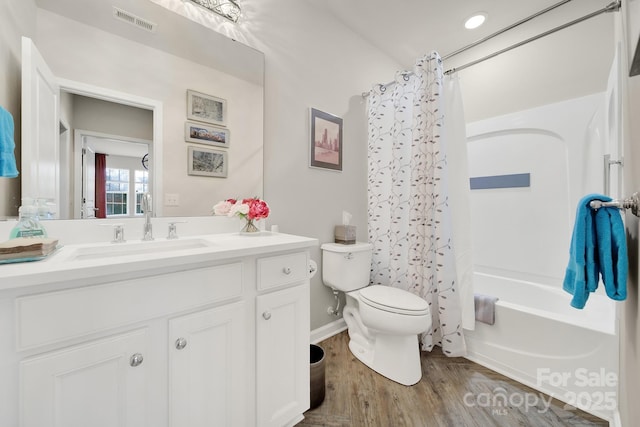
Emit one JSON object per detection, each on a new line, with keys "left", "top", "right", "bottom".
{"left": 60, "top": 238, "right": 214, "bottom": 262}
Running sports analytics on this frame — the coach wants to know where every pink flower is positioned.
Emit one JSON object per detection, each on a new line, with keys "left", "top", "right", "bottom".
{"left": 230, "top": 201, "right": 250, "bottom": 217}
{"left": 247, "top": 199, "right": 270, "bottom": 220}
{"left": 212, "top": 199, "right": 235, "bottom": 216}
{"left": 213, "top": 197, "right": 270, "bottom": 221}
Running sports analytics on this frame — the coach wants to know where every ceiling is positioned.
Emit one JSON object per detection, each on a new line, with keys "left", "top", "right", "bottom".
{"left": 34, "top": 0, "right": 615, "bottom": 74}
{"left": 312, "top": 0, "right": 614, "bottom": 69}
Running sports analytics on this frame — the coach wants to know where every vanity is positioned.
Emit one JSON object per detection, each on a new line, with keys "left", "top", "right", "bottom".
{"left": 0, "top": 230, "right": 317, "bottom": 427}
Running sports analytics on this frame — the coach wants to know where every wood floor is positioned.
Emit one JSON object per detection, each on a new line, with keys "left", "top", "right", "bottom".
{"left": 297, "top": 331, "right": 608, "bottom": 427}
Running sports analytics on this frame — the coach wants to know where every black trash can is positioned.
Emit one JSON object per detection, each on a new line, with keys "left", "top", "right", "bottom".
{"left": 310, "top": 344, "right": 325, "bottom": 409}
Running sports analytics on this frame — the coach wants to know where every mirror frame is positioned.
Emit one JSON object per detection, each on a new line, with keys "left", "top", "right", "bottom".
{"left": 57, "top": 78, "right": 164, "bottom": 217}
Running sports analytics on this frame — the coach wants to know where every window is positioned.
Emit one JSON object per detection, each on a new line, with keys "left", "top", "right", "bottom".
{"left": 105, "top": 168, "right": 149, "bottom": 217}
{"left": 106, "top": 168, "right": 129, "bottom": 216}
{"left": 135, "top": 170, "right": 149, "bottom": 214}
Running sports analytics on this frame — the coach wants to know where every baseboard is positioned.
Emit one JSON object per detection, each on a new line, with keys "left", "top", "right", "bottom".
{"left": 310, "top": 318, "right": 347, "bottom": 344}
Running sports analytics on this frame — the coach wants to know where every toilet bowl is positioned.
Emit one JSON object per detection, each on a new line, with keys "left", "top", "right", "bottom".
{"left": 321, "top": 242, "right": 431, "bottom": 386}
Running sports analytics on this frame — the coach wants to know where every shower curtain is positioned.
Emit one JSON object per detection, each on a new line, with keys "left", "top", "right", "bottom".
{"left": 367, "top": 52, "right": 471, "bottom": 356}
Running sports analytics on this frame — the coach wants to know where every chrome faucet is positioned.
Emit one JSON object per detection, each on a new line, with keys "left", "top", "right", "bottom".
{"left": 141, "top": 192, "right": 153, "bottom": 241}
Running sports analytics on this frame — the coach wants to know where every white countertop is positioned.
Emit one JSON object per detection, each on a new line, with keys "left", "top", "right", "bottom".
{"left": 0, "top": 232, "right": 318, "bottom": 291}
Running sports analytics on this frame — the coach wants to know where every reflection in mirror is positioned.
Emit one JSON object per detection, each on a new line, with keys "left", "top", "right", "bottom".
{"left": 14, "top": 0, "right": 264, "bottom": 219}
{"left": 75, "top": 132, "right": 151, "bottom": 220}
{"left": 64, "top": 93, "right": 154, "bottom": 220}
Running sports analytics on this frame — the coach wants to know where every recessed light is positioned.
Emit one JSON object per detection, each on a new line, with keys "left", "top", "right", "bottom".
{"left": 464, "top": 13, "right": 487, "bottom": 30}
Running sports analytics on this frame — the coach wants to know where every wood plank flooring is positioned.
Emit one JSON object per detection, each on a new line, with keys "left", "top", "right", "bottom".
{"left": 298, "top": 331, "right": 608, "bottom": 427}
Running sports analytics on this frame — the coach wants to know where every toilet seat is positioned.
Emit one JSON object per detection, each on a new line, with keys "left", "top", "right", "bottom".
{"left": 359, "top": 285, "right": 429, "bottom": 316}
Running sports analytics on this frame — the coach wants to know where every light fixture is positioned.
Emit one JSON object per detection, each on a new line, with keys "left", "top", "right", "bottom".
{"left": 464, "top": 13, "right": 487, "bottom": 30}
{"left": 189, "top": 0, "right": 241, "bottom": 23}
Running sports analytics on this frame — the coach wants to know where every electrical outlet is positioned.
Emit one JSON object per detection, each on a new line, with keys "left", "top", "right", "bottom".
{"left": 165, "top": 193, "right": 179, "bottom": 206}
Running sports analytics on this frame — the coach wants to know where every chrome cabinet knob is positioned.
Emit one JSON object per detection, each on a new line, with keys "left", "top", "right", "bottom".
{"left": 129, "top": 353, "right": 144, "bottom": 367}
{"left": 282, "top": 267, "right": 291, "bottom": 275}
{"left": 175, "top": 337, "right": 187, "bottom": 350}
{"left": 263, "top": 311, "right": 272, "bottom": 320}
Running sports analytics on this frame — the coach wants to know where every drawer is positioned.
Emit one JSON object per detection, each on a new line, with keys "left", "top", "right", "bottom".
{"left": 257, "top": 252, "right": 308, "bottom": 291}
{"left": 16, "top": 262, "right": 243, "bottom": 351}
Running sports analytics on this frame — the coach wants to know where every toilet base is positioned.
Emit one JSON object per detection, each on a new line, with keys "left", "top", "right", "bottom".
{"left": 348, "top": 333, "right": 423, "bottom": 386}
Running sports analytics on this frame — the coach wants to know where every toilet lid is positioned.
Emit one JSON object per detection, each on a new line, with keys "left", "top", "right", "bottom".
{"left": 359, "top": 285, "right": 429, "bottom": 316}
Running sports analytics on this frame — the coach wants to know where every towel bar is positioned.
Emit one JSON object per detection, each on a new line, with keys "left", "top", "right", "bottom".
{"left": 589, "top": 192, "right": 640, "bottom": 217}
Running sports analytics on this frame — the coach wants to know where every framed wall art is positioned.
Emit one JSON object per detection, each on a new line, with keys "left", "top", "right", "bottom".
{"left": 187, "top": 89, "right": 227, "bottom": 126}
{"left": 185, "top": 121, "right": 230, "bottom": 148}
{"left": 187, "top": 146, "right": 228, "bottom": 178}
{"left": 310, "top": 108, "right": 342, "bottom": 171}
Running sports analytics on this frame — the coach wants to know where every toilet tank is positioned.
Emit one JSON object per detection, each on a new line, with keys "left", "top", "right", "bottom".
{"left": 321, "top": 242, "right": 373, "bottom": 292}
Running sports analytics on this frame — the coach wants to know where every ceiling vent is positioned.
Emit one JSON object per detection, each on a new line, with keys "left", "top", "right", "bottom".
{"left": 112, "top": 7, "right": 157, "bottom": 32}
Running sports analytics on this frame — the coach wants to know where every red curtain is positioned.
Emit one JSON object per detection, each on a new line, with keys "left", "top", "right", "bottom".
{"left": 95, "top": 153, "right": 107, "bottom": 218}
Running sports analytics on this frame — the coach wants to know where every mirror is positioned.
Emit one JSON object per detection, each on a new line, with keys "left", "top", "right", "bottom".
{"left": 17, "top": 0, "right": 264, "bottom": 219}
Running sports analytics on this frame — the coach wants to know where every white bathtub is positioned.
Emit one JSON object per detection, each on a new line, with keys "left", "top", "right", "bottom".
{"left": 464, "top": 272, "right": 618, "bottom": 423}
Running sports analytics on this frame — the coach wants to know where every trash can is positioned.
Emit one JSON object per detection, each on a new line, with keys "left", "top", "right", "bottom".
{"left": 310, "top": 344, "right": 325, "bottom": 409}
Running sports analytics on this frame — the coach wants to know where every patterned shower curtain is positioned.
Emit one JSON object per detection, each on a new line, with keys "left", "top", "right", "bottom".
{"left": 367, "top": 52, "right": 467, "bottom": 356}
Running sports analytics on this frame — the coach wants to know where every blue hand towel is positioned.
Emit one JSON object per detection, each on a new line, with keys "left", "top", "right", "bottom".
{"left": 563, "top": 194, "right": 603, "bottom": 309}
{"left": 0, "top": 105, "right": 19, "bottom": 178}
{"left": 595, "top": 205, "right": 627, "bottom": 301}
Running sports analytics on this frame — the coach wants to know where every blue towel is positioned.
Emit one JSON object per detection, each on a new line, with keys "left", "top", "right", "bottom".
{"left": 0, "top": 106, "right": 19, "bottom": 178}
{"left": 595, "top": 204, "right": 627, "bottom": 301}
{"left": 563, "top": 194, "right": 627, "bottom": 308}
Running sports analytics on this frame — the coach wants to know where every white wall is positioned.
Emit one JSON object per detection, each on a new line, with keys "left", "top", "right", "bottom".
{"left": 35, "top": 8, "right": 263, "bottom": 218}
{"left": 72, "top": 95, "right": 153, "bottom": 141}
{"left": 0, "top": 0, "right": 36, "bottom": 217}
{"left": 237, "top": 0, "right": 400, "bottom": 329}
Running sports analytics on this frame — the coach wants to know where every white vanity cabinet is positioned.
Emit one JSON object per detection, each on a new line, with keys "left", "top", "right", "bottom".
{"left": 20, "top": 328, "right": 149, "bottom": 427}
{"left": 256, "top": 285, "right": 310, "bottom": 427}
{"left": 256, "top": 251, "right": 311, "bottom": 427}
{"left": 0, "top": 233, "right": 316, "bottom": 427}
{"left": 168, "top": 301, "right": 246, "bottom": 427}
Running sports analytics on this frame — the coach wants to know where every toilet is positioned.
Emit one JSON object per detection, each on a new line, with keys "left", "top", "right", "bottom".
{"left": 321, "top": 242, "right": 431, "bottom": 386}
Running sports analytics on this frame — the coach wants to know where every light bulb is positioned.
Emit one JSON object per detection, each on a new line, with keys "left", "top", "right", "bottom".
{"left": 465, "top": 13, "right": 487, "bottom": 30}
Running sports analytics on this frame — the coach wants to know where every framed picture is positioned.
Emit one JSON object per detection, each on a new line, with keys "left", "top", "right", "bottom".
{"left": 187, "top": 146, "right": 228, "bottom": 178}
{"left": 185, "top": 121, "right": 230, "bottom": 148}
{"left": 310, "top": 108, "right": 342, "bottom": 171}
{"left": 187, "top": 89, "right": 227, "bottom": 126}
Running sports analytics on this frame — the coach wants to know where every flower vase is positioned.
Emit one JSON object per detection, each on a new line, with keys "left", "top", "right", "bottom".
{"left": 240, "top": 219, "right": 260, "bottom": 234}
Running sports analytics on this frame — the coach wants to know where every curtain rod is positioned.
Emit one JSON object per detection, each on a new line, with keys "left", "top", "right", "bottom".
{"left": 444, "top": 0, "right": 621, "bottom": 75}
{"left": 441, "top": 0, "right": 572, "bottom": 61}
{"left": 362, "top": 0, "right": 620, "bottom": 97}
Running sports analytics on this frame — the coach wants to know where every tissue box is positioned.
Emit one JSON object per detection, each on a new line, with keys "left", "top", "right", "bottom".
{"left": 334, "top": 225, "right": 356, "bottom": 244}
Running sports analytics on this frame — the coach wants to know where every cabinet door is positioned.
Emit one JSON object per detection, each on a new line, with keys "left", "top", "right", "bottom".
{"left": 256, "top": 284, "right": 310, "bottom": 427}
{"left": 20, "top": 329, "right": 148, "bottom": 427}
{"left": 169, "top": 301, "right": 246, "bottom": 427}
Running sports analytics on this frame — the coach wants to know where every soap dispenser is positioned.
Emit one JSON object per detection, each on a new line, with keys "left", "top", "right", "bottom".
{"left": 10, "top": 198, "right": 47, "bottom": 238}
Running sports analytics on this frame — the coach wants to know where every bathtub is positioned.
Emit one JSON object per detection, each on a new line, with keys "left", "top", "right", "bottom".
{"left": 464, "top": 272, "right": 618, "bottom": 423}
